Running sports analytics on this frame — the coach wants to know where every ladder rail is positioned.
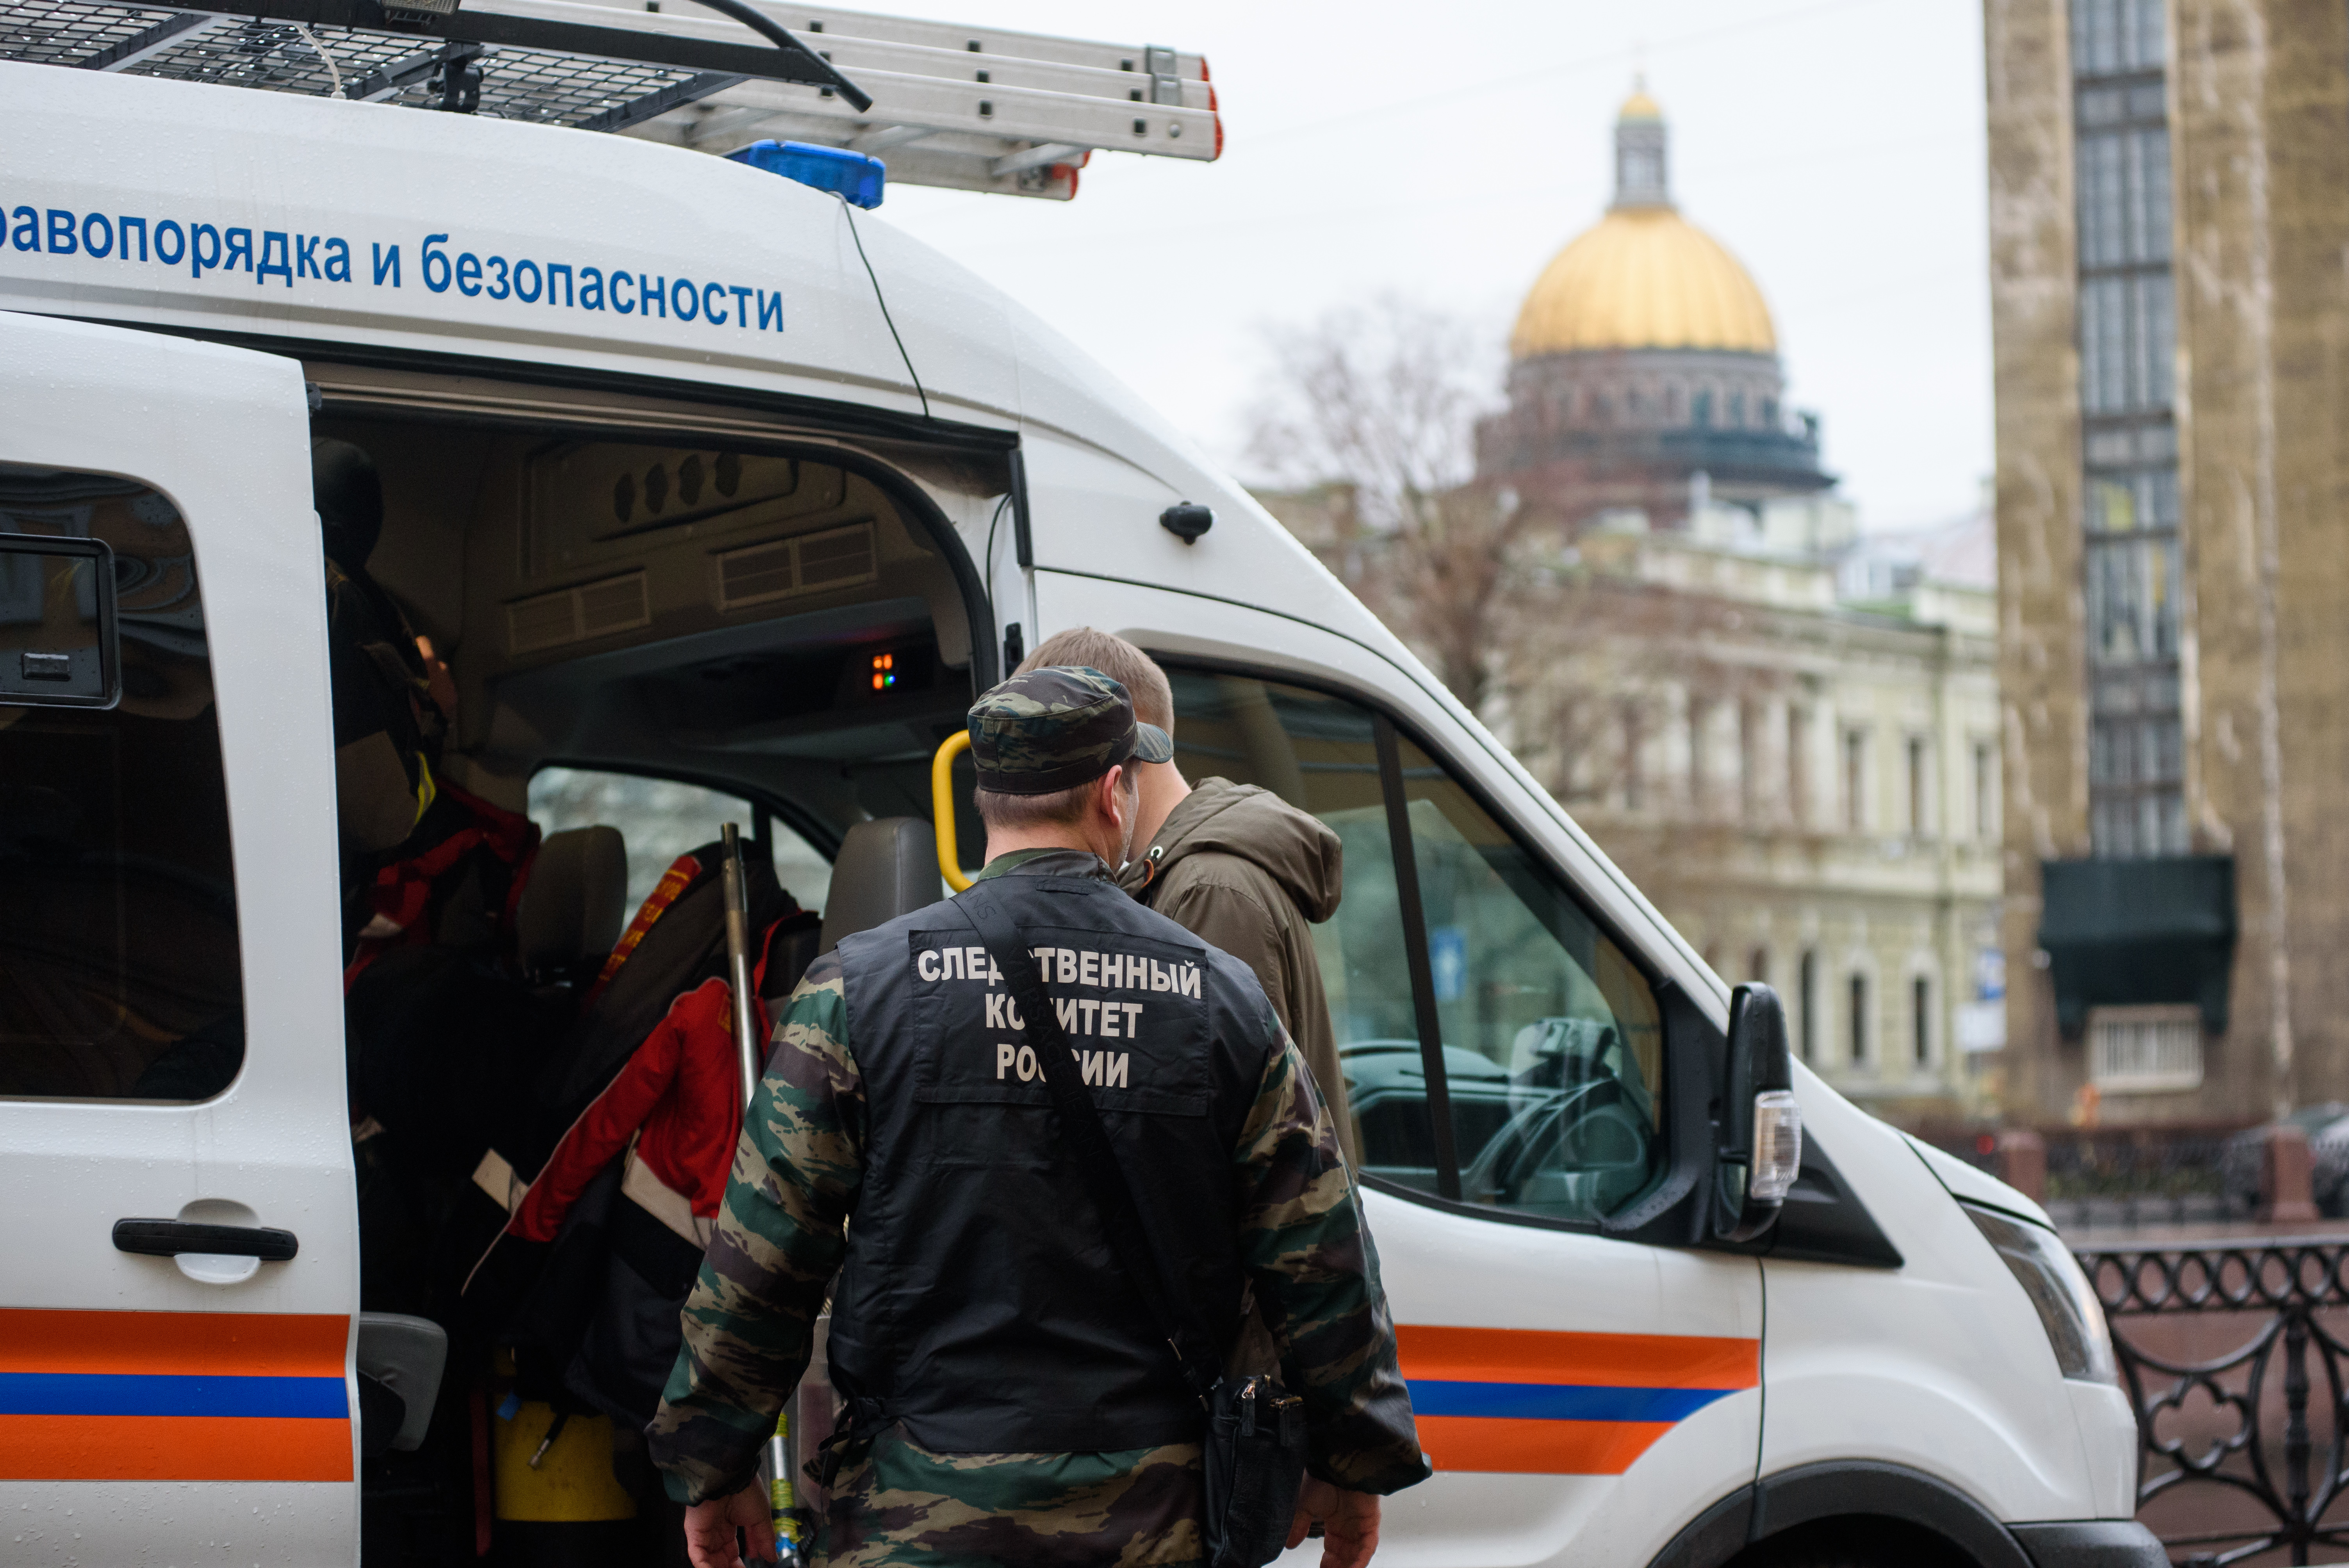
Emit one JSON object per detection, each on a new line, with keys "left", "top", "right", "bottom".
{"left": 0, "top": 0, "right": 1219, "bottom": 198}
{"left": 655, "top": 67, "right": 1214, "bottom": 161}
{"left": 474, "top": 0, "right": 1213, "bottom": 127}
{"left": 569, "top": 0, "right": 1206, "bottom": 81}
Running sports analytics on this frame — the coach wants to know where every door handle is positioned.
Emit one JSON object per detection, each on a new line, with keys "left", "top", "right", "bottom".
{"left": 113, "top": 1217, "right": 299, "bottom": 1262}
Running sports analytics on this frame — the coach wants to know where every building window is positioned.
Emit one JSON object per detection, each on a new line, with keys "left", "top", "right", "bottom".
{"left": 1973, "top": 741, "right": 1994, "bottom": 839}
{"left": 2087, "top": 1003, "right": 2203, "bottom": 1091}
{"left": 1686, "top": 697, "right": 1709, "bottom": 819}
{"left": 2071, "top": 0, "right": 2165, "bottom": 74}
{"left": 1906, "top": 736, "right": 1929, "bottom": 836}
{"left": 1849, "top": 973, "right": 1869, "bottom": 1064}
{"left": 1787, "top": 706, "right": 1809, "bottom": 825}
{"left": 1912, "top": 975, "right": 1932, "bottom": 1066}
{"left": 1799, "top": 949, "right": 1818, "bottom": 1062}
{"left": 1620, "top": 702, "right": 1644, "bottom": 812}
{"left": 1843, "top": 728, "right": 1868, "bottom": 832}
{"left": 1738, "top": 701, "right": 1760, "bottom": 823}
{"left": 2072, "top": 0, "right": 2183, "bottom": 861}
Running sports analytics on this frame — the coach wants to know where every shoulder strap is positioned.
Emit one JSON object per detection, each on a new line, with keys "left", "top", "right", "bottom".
{"left": 957, "top": 882, "right": 1221, "bottom": 1402}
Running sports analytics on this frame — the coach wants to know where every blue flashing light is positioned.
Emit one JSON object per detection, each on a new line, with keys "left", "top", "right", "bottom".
{"left": 730, "top": 139, "right": 886, "bottom": 209}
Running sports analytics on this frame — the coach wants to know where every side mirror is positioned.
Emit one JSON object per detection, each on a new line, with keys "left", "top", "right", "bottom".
{"left": 0, "top": 534, "right": 118, "bottom": 709}
{"left": 1713, "top": 982, "right": 1803, "bottom": 1242}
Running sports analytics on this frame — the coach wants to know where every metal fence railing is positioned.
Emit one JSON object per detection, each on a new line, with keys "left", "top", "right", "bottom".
{"left": 2049, "top": 1134, "right": 2235, "bottom": 1231}
{"left": 2078, "top": 1240, "right": 2349, "bottom": 1566}
{"left": 1921, "top": 1128, "right": 2243, "bottom": 1231}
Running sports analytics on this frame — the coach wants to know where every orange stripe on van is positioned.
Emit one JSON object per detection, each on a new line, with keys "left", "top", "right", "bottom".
{"left": 0, "top": 1414, "right": 352, "bottom": 1482}
{"left": 1397, "top": 1324, "right": 1758, "bottom": 1390}
{"left": 0, "top": 1310, "right": 347, "bottom": 1378}
{"left": 1414, "top": 1415, "right": 1677, "bottom": 1475}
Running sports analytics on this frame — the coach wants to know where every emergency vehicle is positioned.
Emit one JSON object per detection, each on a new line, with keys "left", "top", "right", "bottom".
{"left": 0, "top": 2, "right": 2158, "bottom": 1564}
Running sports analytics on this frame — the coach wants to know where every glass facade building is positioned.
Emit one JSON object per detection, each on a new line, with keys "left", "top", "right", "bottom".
{"left": 2072, "top": 0, "right": 2185, "bottom": 858}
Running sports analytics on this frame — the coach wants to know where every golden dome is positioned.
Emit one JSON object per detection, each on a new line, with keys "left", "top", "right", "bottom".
{"left": 1510, "top": 201, "right": 1777, "bottom": 357}
{"left": 1513, "top": 81, "right": 1779, "bottom": 358}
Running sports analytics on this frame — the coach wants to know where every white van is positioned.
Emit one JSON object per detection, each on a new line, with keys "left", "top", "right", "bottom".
{"left": 0, "top": 43, "right": 2155, "bottom": 1568}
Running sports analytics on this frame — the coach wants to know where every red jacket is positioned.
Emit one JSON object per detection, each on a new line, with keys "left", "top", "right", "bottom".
{"left": 506, "top": 956, "right": 775, "bottom": 1247}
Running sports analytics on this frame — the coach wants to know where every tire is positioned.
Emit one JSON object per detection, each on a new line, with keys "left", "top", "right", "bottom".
{"left": 1741, "top": 1519, "right": 1971, "bottom": 1568}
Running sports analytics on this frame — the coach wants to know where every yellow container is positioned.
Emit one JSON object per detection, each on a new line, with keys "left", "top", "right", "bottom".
{"left": 490, "top": 1400, "right": 638, "bottom": 1523}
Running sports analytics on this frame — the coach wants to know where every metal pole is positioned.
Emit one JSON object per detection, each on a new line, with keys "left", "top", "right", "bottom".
{"left": 718, "top": 824, "right": 800, "bottom": 1561}
{"left": 720, "top": 823, "right": 761, "bottom": 1107}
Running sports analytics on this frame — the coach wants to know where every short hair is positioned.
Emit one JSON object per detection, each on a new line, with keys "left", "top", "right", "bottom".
{"left": 1018, "top": 627, "right": 1174, "bottom": 733}
{"left": 973, "top": 767, "right": 1135, "bottom": 832}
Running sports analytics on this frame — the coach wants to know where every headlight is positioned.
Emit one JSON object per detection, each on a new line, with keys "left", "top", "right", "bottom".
{"left": 1963, "top": 1201, "right": 2116, "bottom": 1384}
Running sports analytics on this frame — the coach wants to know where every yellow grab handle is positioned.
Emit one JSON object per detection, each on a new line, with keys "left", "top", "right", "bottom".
{"left": 932, "top": 729, "right": 975, "bottom": 891}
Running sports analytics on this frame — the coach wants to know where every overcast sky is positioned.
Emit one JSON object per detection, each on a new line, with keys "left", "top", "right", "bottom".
{"left": 877, "top": 0, "right": 1992, "bottom": 532}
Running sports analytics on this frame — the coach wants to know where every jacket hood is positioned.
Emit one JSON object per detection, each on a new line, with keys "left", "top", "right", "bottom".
{"left": 1128, "top": 778, "right": 1343, "bottom": 923}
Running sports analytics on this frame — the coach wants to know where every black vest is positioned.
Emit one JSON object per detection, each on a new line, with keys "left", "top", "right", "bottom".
{"left": 829, "top": 857, "right": 1278, "bottom": 1453}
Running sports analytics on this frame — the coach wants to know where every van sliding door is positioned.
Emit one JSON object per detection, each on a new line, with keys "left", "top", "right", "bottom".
{"left": 0, "top": 314, "right": 359, "bottom": 1563}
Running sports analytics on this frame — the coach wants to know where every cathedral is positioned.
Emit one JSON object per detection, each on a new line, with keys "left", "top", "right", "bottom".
{"left": 1268, "top": 87, "right": 2005, "bottom": 1126}
{"left": 1477, "top": 87, "right": 1834, "bottom": 532}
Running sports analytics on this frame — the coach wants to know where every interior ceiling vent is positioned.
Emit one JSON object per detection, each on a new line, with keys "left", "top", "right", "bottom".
{"left": 506, "top": 571, "right": 653, "bottom": 656}
{"left": 715, "top": 522, "right": 878, "bottom": 613}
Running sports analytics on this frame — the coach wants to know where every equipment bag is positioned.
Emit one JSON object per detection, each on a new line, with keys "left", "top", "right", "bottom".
{"left": 959, "top": 885, "right": 1305, "bottom": 1568}
{"left": 463, "top": 842, "right": 817, "bottom": 1417}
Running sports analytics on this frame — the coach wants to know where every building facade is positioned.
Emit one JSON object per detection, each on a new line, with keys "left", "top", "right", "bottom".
{"left": 1986, "top": 0, "right": 2349, "bottom": 1127}
{"left": 1503, "top": 524, "right": 2006, "bottom": 1126}
{"left": 1268, "top": 90, "right": 2004, "bottom": 1123}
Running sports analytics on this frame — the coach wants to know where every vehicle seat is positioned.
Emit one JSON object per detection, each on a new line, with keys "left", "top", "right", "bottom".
{"left": 818, "top": 817, "right": 941, "bottom": 953}
{"left": 517, "top": 826, "right": 628, "bottom": 981}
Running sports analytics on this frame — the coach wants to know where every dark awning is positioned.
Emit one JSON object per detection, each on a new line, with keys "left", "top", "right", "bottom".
{"left": 2038, "top": 855, "right": 2235, "bottom": 1036}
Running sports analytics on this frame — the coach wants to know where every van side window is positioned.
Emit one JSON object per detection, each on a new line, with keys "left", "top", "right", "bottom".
{"left": 1162, "top": 668, "right": 1667, "bottom": 1224}
{"left": 0, "top": 466, "right": 244, "bottom": 1100}
{"left": 529, "top": 766, "right": 831, "bottom": 916}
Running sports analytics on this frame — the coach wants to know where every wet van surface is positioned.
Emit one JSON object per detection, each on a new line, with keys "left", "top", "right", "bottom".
{"left": 0, "top": 49, "right": 2148, "bottom": 1568}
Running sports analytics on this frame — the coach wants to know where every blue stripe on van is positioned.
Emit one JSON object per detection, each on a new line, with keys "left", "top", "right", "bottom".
{"left": 0, "top": 1372, "right": 348, "bottom": 1420}
{"left": 1404, "top": 1379, "right": 1735, "bottom": 1423}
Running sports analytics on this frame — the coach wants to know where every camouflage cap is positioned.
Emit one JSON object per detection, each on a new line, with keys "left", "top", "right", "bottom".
{"left": 968, "top": 665, "right": 1174, "bottom": 796}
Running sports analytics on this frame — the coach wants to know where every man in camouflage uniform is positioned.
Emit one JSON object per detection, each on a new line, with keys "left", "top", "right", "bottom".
{"left": 649, "top": 666, "right": 1428, "bottom": 1568}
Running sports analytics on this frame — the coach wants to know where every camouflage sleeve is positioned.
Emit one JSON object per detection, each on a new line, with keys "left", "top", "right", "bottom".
{"left": 1233, "top": 1025, "right": 1431, "bottom": 1495}
{"left": 647, "top": 949, "right": 864, "bottom": 1504}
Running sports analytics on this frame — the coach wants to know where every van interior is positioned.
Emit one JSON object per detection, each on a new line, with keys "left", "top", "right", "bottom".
{"left": 317, "top": 381, "right": 999, "bottom": 880}
{"left": 307, "top": 376, "right": 1007, "bottom": 1562}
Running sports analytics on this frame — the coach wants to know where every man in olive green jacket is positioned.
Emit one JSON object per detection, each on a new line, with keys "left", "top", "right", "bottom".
{"left": 1019, "top": 629, "right": 1354, "bottom": 1160}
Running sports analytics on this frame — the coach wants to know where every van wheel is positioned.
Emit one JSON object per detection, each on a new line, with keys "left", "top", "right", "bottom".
{"left": 1745, "top": 1520, "right": 1969, "bottom": 1568}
